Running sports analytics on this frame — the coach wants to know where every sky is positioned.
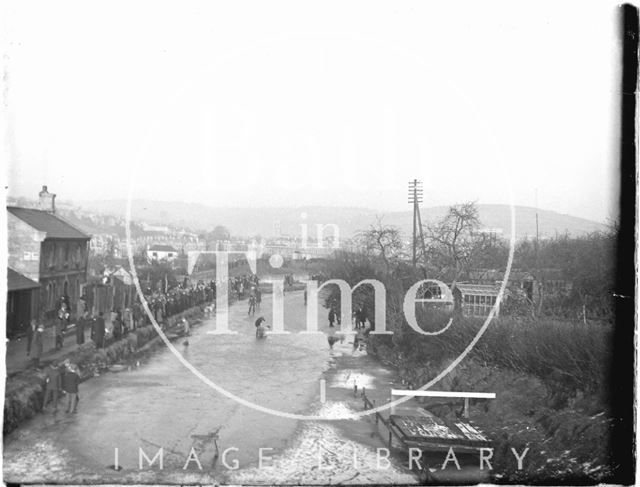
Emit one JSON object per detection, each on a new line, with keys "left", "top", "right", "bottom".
{"left": 3, "top": 0, "right": 622, "bottom": 223}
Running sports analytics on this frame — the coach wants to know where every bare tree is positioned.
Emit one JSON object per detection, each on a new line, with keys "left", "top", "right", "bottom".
{"left": 357, "top": 216, "right": 405, "bottom": 271}
{"left": 424, "top": 202, "right": 480, "bottom": 281}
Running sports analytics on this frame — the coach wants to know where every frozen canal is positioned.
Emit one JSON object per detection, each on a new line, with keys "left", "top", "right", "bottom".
{"left": 3, "top": 290, "right": 417, "bottom": 484}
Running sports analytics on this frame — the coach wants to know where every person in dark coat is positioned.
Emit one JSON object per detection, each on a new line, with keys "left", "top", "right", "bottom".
{"left": 328, "top": 309, "right": 336, "bottom": 328}
{"left": 355, "top": 307, "right": 366, "bottom": 329}
{"left": 93, "top": 312, "right": 105, "bottom": 349}
{"left": 42, "top": 361, "right": 62, "bottom": 411}
{"left": 112, "top": 310, "right": 123, "bottom": 342}
{"left": 248, "top": 294, "right": 257, "bottom": 316}
{"left": 62, "top": 363, "right": 80, "bottom": 413}
{"left": 76, "top": 311, "right": 90, "bottom": 345}
{"left": 54, "top": 318, "right": 64, "bottom": 350}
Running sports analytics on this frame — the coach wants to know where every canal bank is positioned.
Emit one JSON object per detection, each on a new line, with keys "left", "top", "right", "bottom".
{"left": 6, "top": 290, "right": 413, "bottom": 484}
{"left": 7, "top": 288, "right": 527, "bottom": 484}
{"left": 4, "top": 304, "right": 210, "bottom": 436}
{"left": 365, "top": 335, "right": 615, "bottom": 483}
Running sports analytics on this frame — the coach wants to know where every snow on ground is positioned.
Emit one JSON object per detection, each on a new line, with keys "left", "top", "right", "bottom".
{"left": 229, "top": 422, "right": 417, "bottom": 485}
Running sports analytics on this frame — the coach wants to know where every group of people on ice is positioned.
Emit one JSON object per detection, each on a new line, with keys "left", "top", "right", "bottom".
{"left": 327, "top": 305, "right": 368, "bottom": 329}
{"left": 326, "top": 303, "right": 370, "bottom": 351}
{"left": 232, "top": 274, "right": 260, "bottom": 300}
{"left": 41, "top": 359, "right": 82, "bottom": 414}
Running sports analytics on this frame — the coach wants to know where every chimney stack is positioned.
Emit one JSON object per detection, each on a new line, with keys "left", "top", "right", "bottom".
{"left": 38, "top": 185, "right": 56, "bottom": 213}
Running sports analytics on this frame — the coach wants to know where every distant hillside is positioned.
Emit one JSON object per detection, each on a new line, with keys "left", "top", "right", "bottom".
{"left": 384, "top": 204, "right": 607, "bottom": 240}
{"left": 74, "top": 199, "right": 607, "bottom": 239}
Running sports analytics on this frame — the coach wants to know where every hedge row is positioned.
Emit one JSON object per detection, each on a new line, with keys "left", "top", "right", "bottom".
{"left": 371, "top": 314, "right": 611, "bottom": 407}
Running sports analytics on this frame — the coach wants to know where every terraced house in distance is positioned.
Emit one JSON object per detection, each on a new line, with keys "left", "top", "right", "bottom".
{"left": 146, "top": 243, "right": 178, "bottom": 262}
{"left": 6, "top": 186, "right": 91, "bottom": 336}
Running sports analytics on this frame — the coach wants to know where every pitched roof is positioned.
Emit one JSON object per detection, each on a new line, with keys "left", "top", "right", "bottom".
{"left": 8, "top": 207, "right": 90, "bottom": 240}
{"left": 149, "top": 244, "right": 177, "bottom": 252}
{"left": 7, "top": 268, "right": 40, "bottom": 291}
{"left": 452, "top": 282, "right": 502, "bottom": 297}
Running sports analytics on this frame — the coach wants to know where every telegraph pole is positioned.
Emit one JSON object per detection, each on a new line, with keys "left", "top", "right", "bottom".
{"left": 408, "top": 180, "right": 425, "bottom": 269}
{"left": 534, "top": 188, "right": 541, "bottom": 318}
{"left": 535, "top": 188, "right": 539, "bottom": 269}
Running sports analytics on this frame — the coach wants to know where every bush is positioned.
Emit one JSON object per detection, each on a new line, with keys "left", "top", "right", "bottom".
{"left": 371, "top": 315, "right": 611, "bottom": 407}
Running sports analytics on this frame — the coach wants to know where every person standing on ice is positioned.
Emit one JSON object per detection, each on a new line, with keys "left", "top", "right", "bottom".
{"left": 255, "top": 287, "right": 262, "bottom": 310}
{"left": 328, "top": 308, "right": 337, "bottom": 328}
{"left": 63, "top": 362, "right": 80, "bottom": 414}
{"left": 248, "top": 294, "right": 257, "bottom": 316}
{"left": 42, "top": 361, "right": 62, "bottom": 412}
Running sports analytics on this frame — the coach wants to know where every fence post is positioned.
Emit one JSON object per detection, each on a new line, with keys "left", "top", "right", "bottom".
{"left": 463, "top": 397, "right": 470, "bottom": 418}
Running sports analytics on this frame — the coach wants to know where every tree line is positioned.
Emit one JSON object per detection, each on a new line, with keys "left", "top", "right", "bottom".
{"left": 353, "top": 202, "right": 616, "bottom": 322}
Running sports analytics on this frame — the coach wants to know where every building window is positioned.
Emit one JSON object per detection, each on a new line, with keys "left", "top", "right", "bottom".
{"left": 48, "top": 243, "right": 55, "bottom": 267}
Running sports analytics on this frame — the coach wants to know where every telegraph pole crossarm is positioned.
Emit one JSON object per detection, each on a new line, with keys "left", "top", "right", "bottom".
{"left": 408, "top": 180, "right": 424, "bottom": 269}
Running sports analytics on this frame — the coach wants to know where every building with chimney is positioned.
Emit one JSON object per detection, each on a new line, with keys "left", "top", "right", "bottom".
{"left": 7, "top": 186, "right": 91, "bottom": 335}
{"left": 38, "top": 185, "right": 56, "bottom": 213}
